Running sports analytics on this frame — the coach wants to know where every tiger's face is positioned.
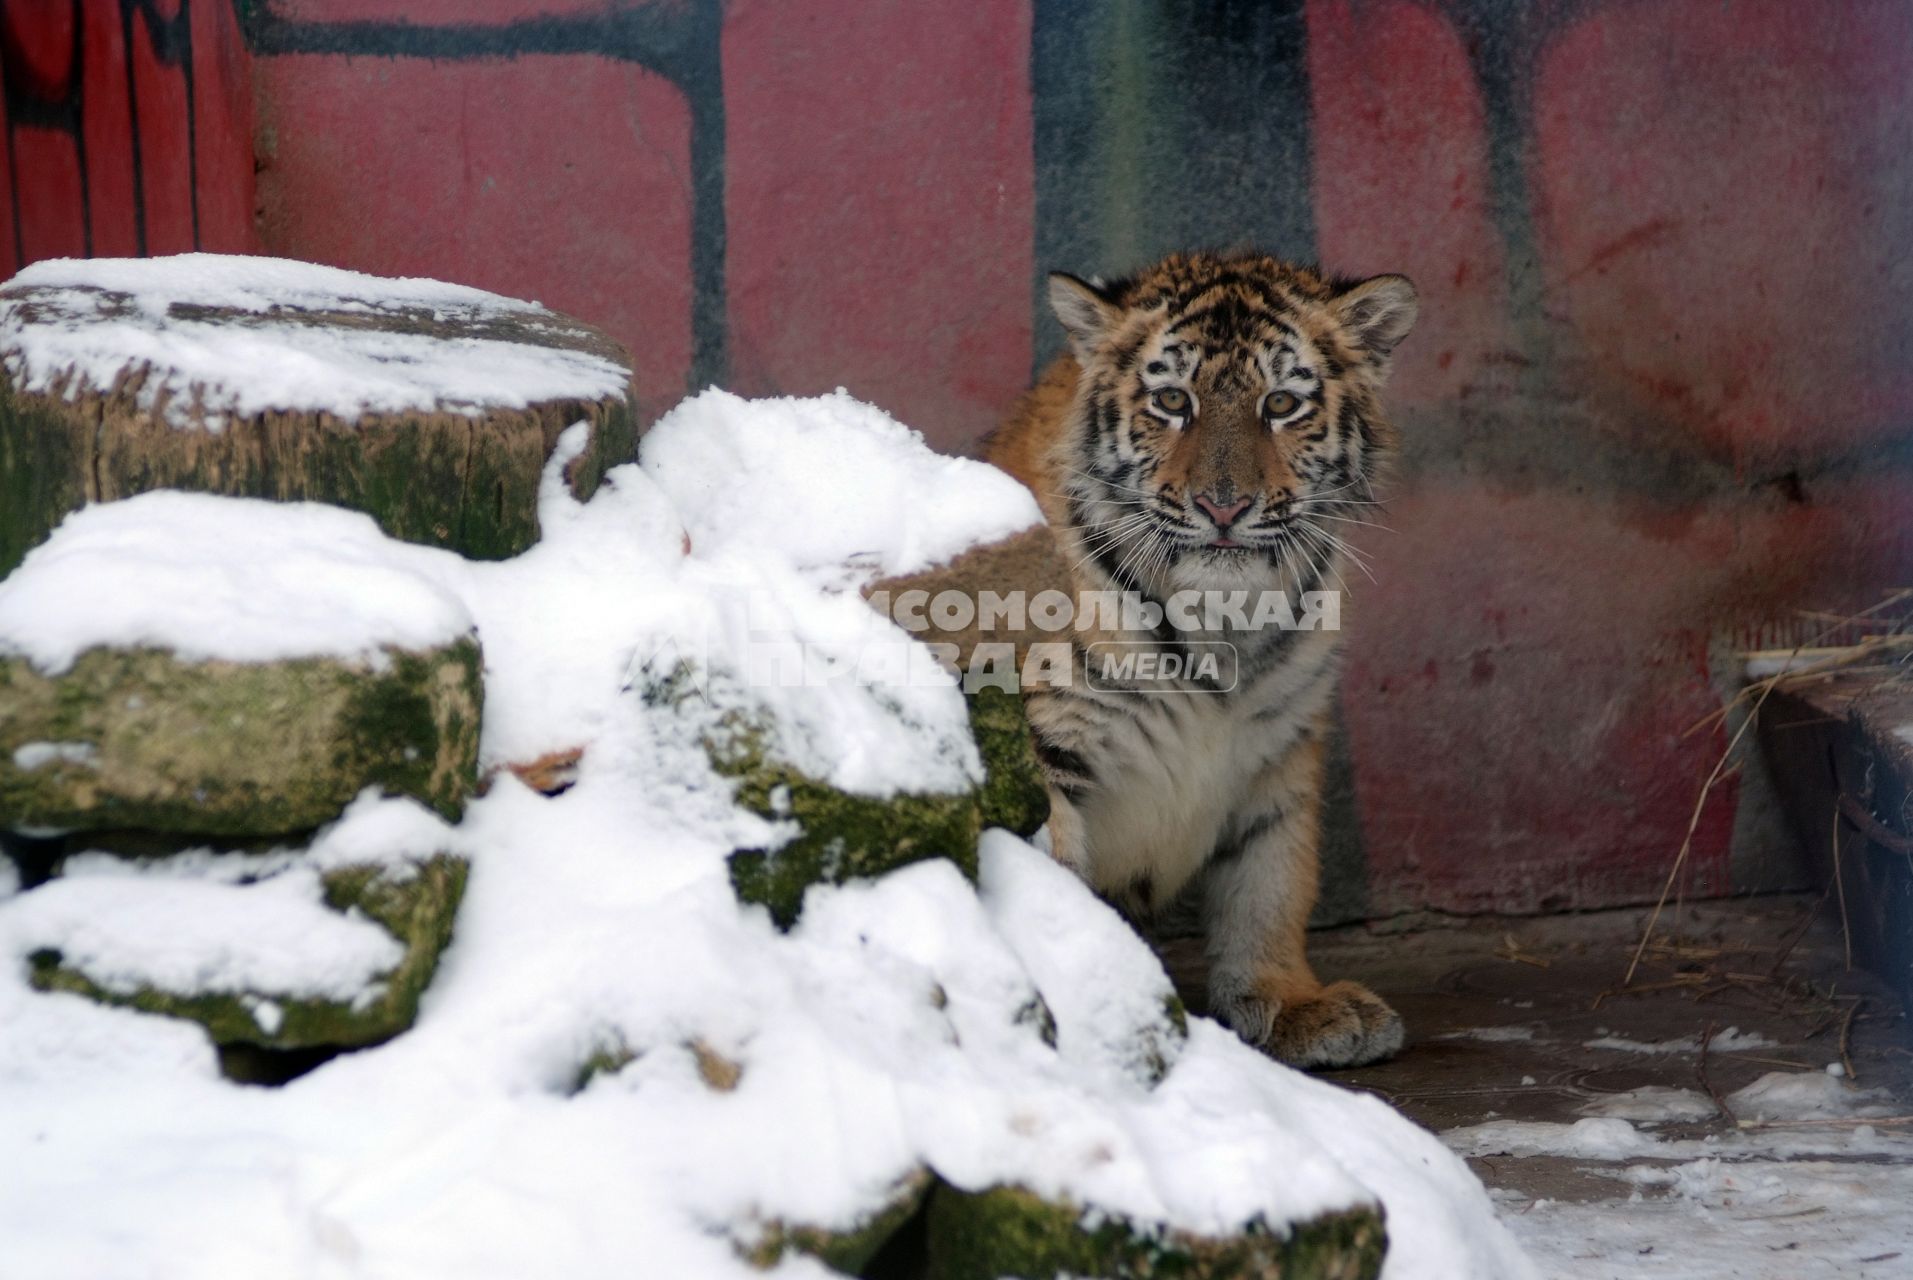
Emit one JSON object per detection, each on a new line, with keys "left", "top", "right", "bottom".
{"left": 1050, "top": 252, "right": 1417, "bottom": 603}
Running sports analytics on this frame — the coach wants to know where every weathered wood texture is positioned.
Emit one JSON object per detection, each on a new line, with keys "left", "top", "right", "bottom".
{"left": 0, "top": 283, "right": 639, "bottom": 577}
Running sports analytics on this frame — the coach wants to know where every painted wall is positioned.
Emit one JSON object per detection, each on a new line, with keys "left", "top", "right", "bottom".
{"left": 4, "top": 0, "right": 1910, "bottom": 918}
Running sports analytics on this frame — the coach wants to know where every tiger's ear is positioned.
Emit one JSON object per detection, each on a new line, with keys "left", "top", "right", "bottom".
{"left": 1048, "top": 272, "right": 1122, "bottom": 359}
{"left": 1333, "top": 274, "right": 1419, "bottom": 361}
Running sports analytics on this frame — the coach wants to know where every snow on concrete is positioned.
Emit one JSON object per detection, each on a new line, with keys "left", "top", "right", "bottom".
{"left": 1579, "top": 1085, "right": 1719, "bottom": 1125}
{"left": 0, "top": 390, "right": 1535, "bottom": 1279}
{"left": 0, "top": 254, "right": 630, "bottom": 430}
{"left": 0, "top": 492, "right": 473, "bottom": 675}
{"left": 1728, "top": 1070, "right": 1898, "bottom": 1123}
{"left": 1445, "top": 1072, "right": 1913, "bottom": 1278}
{"left": 1583, "top": 1026, "right": 1777, "bottom": 1054}
{"left": 1498, "top": 1158, "right": 1913, "bottom": 1280}
{"left": 1446, "top": 1116, "right": 1664, "bottom": 1160}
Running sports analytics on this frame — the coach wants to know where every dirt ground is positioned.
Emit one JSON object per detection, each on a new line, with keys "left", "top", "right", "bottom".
{"left": 1160, "top": 895, "right": 1913, "bottom": 1277}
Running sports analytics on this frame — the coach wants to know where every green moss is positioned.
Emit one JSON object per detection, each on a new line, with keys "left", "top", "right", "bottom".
{"left": 0, "top": 376, "right": 91, "bottom": 579}
{"left": 296, "top": 420, "right": 480, "bottom": 554}
{"left": 965, "top": 686, "right": 1050, "bottom": 838}
{"left": 718, "top": 725, "right": 982, "bottom": 930}
{"left": 1129, "top": 992, "right": 1192, "bottom": 1088}
{"left": 0, "top": 640, "right": 481, "bottom": 835}
{"left": 743, "top": 1170, "right": 931, "bottom": 1274}
{"left": 29, "top": 854, "right": 468, "bottom": 1051}
{"left": 338, "top": 639, "right": 485, "bottom": 823}
{"left": 565, "top": 396, "right": 639, "bottom": 506}
{"left": 571, "top": 1043, "right": 639, "bottom": 1093}
{"left": 924, "top": 1183, "right": 1387, "bottom": 1280}
{"left": 639, "top": 660, "right": 996, "bottom": 928}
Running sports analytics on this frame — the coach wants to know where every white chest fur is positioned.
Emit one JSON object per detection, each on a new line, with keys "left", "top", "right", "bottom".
{"left": 1072, "top": 624, "right": 1336, "bottom": 904}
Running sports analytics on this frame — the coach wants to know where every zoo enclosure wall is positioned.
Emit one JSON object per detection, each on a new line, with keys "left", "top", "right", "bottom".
{"left": 4, "top": 0, "right": 1910, "bottom": 920}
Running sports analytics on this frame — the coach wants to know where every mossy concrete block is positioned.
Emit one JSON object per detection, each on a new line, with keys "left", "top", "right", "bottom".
{"left": 639, "top": 665, "right": 985, "bottom": 929}
{"left": 966, "top": 685, "right": 1049, "bottom": 838}
{"left": 0, "top": 638, "right": 481, "bottom": 835}
{"left": 29, "top": 853, "right": 467, "bottom": 1051}
{"left": 0, "top": 258, "right": 640, "bottom": 576}
{"left": 742, "top": 1170, "right": 931, "bottom": 1275}
{"left": 719, "top": 733, "right": 982, "bottom": 930}
{"left": 925, "top": 1183, "right": 1387, "bottom": 1280}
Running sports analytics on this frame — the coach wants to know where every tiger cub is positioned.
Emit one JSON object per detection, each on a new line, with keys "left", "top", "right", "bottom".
{"left": 984, "top": 251, "right": 1418, "bottom": 1068}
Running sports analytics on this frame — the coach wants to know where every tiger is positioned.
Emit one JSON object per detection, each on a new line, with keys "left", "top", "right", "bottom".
{"left": 983, "top": 250, "right": 1418, "bottom": 1069}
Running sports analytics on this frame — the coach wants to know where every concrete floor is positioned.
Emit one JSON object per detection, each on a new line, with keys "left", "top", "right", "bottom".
{"left": 1158, "top": 895, "right": 1913, "bottom": 1276}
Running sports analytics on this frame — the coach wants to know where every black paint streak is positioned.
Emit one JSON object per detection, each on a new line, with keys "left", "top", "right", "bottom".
{"left": 0, "top": 0, "right": 209, "bottom": 261}
{"left": 1423, "top": 0, "right": 1594, "bottom": 341}
{"left": 1031, "top": 0, "right": 1319, "bottom": 372}
{"left": 240, "top": 0, "right": 731, "bottom": 392}
{"left": 0, "top": 0, "right": 91, "bottom": 259}
{"left": 122, "top": 0, "right": 202, "bottom": 255}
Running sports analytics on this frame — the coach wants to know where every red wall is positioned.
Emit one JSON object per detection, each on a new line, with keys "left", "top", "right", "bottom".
{"left": 5, "top": 0, "right": 1910, "bottom": 918}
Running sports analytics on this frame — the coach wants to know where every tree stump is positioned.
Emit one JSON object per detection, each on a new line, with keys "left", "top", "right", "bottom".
{"left": 0, "top": 254, "right": 640, "bottom": 576}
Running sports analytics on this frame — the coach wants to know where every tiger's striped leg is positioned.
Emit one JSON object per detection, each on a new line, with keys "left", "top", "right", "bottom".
{"left": 1201, "top": 732, "right": 1403, "bottom": 1069}
{"left": 1023, "top": 690, "right": 1097, "bottom": 876}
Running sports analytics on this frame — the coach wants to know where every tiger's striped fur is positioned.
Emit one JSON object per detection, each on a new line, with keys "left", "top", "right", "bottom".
{"left": 984, "top": 251, "right": 1418, "bottom": 1068}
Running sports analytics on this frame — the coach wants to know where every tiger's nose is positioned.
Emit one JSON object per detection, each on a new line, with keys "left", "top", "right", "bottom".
{"left": 1194, "top": 493, "right": 1253, "bottom": 529}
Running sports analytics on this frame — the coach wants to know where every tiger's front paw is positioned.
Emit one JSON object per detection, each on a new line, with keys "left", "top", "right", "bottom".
{"left": 1216, "top": 979, "right": 1404, "bottom": 1070}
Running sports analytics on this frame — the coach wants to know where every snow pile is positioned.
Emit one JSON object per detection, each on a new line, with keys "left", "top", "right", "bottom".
{"left": 0, "top": 389, "right": 1534, "bottom": 1279}
{"left": 0, "top": 492, "right": 472, "bottom": 674}
{"left": 4, "top": 794, "right": 448, "bottom": 1007}
{"left": 643, "top": 388, "right": 1042, "bottom": 581}
{"left": 0, "top": 254, "right": 630, "bottom": 428}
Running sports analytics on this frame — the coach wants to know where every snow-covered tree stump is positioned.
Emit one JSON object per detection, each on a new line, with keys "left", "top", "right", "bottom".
{"left": 0, "top": 254, "right": 638, "bottom": 577}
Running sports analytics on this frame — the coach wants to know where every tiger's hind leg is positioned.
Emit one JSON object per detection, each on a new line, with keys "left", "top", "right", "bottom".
{"left": 1201, "top": 730, "right": 1403, "bottom": 1069}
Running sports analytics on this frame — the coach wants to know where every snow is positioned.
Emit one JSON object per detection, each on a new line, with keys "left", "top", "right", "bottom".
{"left": 1, "top": 254, "right": 631, "bottom": 430}
{"left": 1502, "top": 1159, "right": 1913, "bottom": 1278}
{"left": 2, "top": 854, "right": 405, "bottom": 1002}
{"left": 0, "top": 492, "right": 473, "bottom": 675}
{"left": 1583, "top": 1026, "right": 1776, "bottom": 1054}
{"left": 642, "top": 387, "right": 1043, "bottom": 581}
{"left": 1728, "top": 1070, "right": 1896, "bottom": 1123}
{"left": 1446, "top": 1116, "right": 1662, "bottom": 1160}
{"left": 0, "top": 389, "right": 1532, "bottom": 1278}
{"left": 1447, "top": 1078, "right": 1913, "bottom": 1278}
{"left": 1579, "top": 1085, "right": 1719, "bottom": 1125}
{"left": 12, "top": 741, "right": 98, "bottom": 770}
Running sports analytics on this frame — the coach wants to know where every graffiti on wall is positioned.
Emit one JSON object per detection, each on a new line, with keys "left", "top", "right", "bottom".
{"left": 0, "top": 0, "right": 253, "bottom": 271}
{"left": 0, "top": 0, "right": 1908, "bottom": 918}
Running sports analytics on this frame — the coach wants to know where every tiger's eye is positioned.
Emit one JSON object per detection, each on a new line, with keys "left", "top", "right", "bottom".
{"left": 1151, "top": 387, "right": 1192, "bottom": 417}
{"left": 1263, "top": 390, "right": 1301, "bottom": 421}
